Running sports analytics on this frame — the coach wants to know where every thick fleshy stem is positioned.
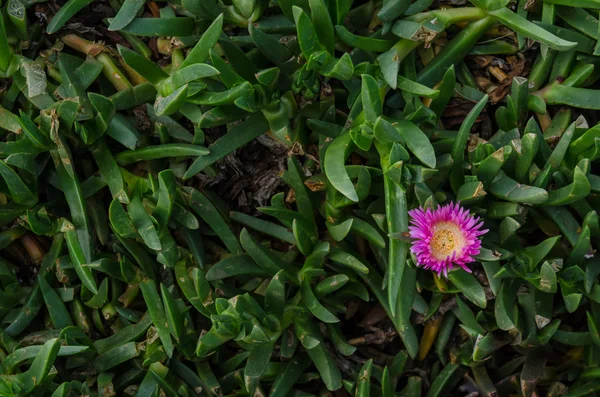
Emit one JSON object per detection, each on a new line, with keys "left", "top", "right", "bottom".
{"left": 60, "top": 34, "right": 133, "bottom": 92}
{"left": 121, "top": 62, "right": 146, "bottom": 86}
{"left": 172, "top": 49, "right": 185, "bottom": 71}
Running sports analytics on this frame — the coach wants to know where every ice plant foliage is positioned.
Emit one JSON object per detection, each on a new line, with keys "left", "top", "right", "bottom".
{"left": 2, "top": 0, "right": 600, "bottom": 391}
{"left": 408, "top": 203, "right": 488, "bottom": 275}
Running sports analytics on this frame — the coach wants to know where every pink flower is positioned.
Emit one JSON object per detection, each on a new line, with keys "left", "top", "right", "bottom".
{"left": 408, "top": 202, "right": 488, "bottom": 276}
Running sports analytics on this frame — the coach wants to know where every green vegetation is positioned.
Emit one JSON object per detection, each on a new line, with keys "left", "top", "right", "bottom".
{"left": 0, "top": 0, "right": 599, "bottom": 395}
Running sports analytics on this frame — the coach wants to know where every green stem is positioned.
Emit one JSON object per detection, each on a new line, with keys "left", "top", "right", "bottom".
{"left": 172, "top": 49, "right": 185, "bottom": 70}
{"left": 60, "top": 34, "right": 133, "bottom": 91}
{"left": 97, "top": 53, "right": 133, "bottom": 91}
{"left": 46, "top": 65, "right": 63, "bottom": 84}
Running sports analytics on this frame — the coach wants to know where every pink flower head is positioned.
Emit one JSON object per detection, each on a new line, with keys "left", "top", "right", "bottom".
{"left": 408, "top": 202, "right": 488, "bottom": 276}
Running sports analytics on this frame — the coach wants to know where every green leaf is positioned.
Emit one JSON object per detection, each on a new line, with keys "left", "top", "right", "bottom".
{"left": 361, "top": 74, "right": 382, "bottom": 124}
{"left": 115, "top": 143, "right": 208, "bottom": 165}
{"left": 587, "top": 311, "right": 600, "bottom": 348}
{"left": 516, "top": 133, "right": 539, "bottom": 183}
{"left": 53, "top": 149, "right": 94, "bottom": 266}
{"left": 170, "top": 64, "right": 220, "bottom": 89}
{"left": 154, "top": 169, "right": 176, "bottom": 230}
{"left": 520, "top": 353, "right": 547, "bottom": 397}
{"left": 545, "top": 167, "right": 591, "bottom": 205}
{"left": 536, "top": 261, "right": 558, "bottom": 293}
{"left": 187, "top": 81, "right": 252, "bottom": 106}
{"left": 301, "top": 278, "right": 339, "bottom": 323}
{"left": 230, "top": 211, "right": 295, "bottom": 244}
{"left": 185, "top": 113, "right": 268, "bottom": 178}
{"left": 490, "top": 172, "right": 549, "bottom": 204}
{"left": 155, "top": 85, "right": 188, "bottom": 116}
{"left": 265, "top": 271, "right": 286, "bottom": 318}
{"left": 188, "top": 188, "right": 242, "bottom": 254}
{"left": 0, "top": 160, "right": 37, "bottom": 206}
{"left": 240, "top": 228, "right": 299, "bottom": 281}
{"left": 568, "top": 225, "right": 591, "bottom": 266}
{"left": 65, "top": 229, "right": 98, "bottom": 294}
{"left": 91, "top": 139, "right": 128, "bottom": 203}
{"left": 270, "top": 354, "right": 311, "bottom": 397}
{"left": 3, "top": 345, "right": 89, "bottom": 374}
{"left": 38, "top": 276, "right": 73, "bottom": 329}
{"left": 0, "top": 11, "right": 12, "bottom": 71}
{"left": 184, "top": 14, "right": 223, "bottom": 69}
{"left": 46, "top": 0, "right": 94, "bottom": 33}
{"left": 396, "top": 263, "right": 418, "bottom": 358}
{"left": 449, "top": 95, "right": 488, "bottom": 193}
{"left": 396, "top": 75, "right": 439, "bottom": 98}
{"left": 92, "top": 341, "right": 140, "bottom": 372}
{"left": 425, "top": 362, "right": 461, "bottom": 397}
{"left": 249, "top": 24, "right": 295, "bottom": 65}
{"left": 293, "top": 6, "right": 322, "bottom": 56}
{"left": 20, "top": 61, "right": 47, "bottom": 98}
{"left": 335, "top": 25, "right": 395, "bottom": 52}
{"left": 11, "top": 338, "right": 61, "bottom": 393}
{"left": 182, "top": 0, "right": 220, "bottom": 18}
{"left": 108, "top": 17, "right": 195, "bottom": 36}
{"left": 297, "top": 316, "right": 342, "bottom": 391}
{"left": 109, "top": 198, "right": 137, "bottom": 238}
{"left": 356, "top": 359, "right": 373, "bottom": 397}
{"left": 328, "top": 247, "right": 369, "bottom": 274}
{"left": 285, "top": 156, "right": 317, "bottom": 232}
{"left": 309, "top": 0, "right": 335, "bottom": 53}
{"left": 139, "top": 279, "right": 174, "bottom": 358}
{"left": 473, "top": 333, "right": 510, "bottom": 362}
{"left": 161, "top": 283, "right": 184, "bottom": 340}
{"left": 324, "top": 133, "right": 358, "bottom": 202}
{"left": 84, "top": 278, "right": 108, "bottom": 309}
{"left": 206, "top": 254, "right": 269, "bottom": 280}
{"left": 119, "top": 45, "right": 168, "bottom": 85}
{"left": 489, "top": 8, "right": 577, "bottom": 51}
{"left": 379, "top": 0, "right": 411, "bottom": 21}
{"left": 395, "top": 120, "right": 436, "bottom": 168}
{"left": 429, "top": 65, "right": 456, "bottom": 119}
{"left": 418, "top": 17, "right": 494, "bottom": 87}
{"left": 109, "top": 0, "right": 146, "bottom": 31}
{"left": 448, "top": 270, "right": 487, "bottom": 309}
{"left": 293, "top": 218, "right": 315, "bottom": 255}
{"left": 476, "top": 146, "right": 511, "bottom": 185}
{"left": 244, "top": 343, "right": 275, "bottom": 393}
{"left": 127, "top": 193, "right": 161, "bottom": 251}
{"left": 327, "top": 219, "right": 354, "bottom": 241}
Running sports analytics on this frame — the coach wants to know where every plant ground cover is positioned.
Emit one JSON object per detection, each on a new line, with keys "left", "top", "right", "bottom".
{"left": 0, "top": 0, "right": 600, "bottom": 395}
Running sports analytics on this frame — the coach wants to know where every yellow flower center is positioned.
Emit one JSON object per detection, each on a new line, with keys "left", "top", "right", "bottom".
{"left": 430, "top": 222, "right": 466, "bottom": 260}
